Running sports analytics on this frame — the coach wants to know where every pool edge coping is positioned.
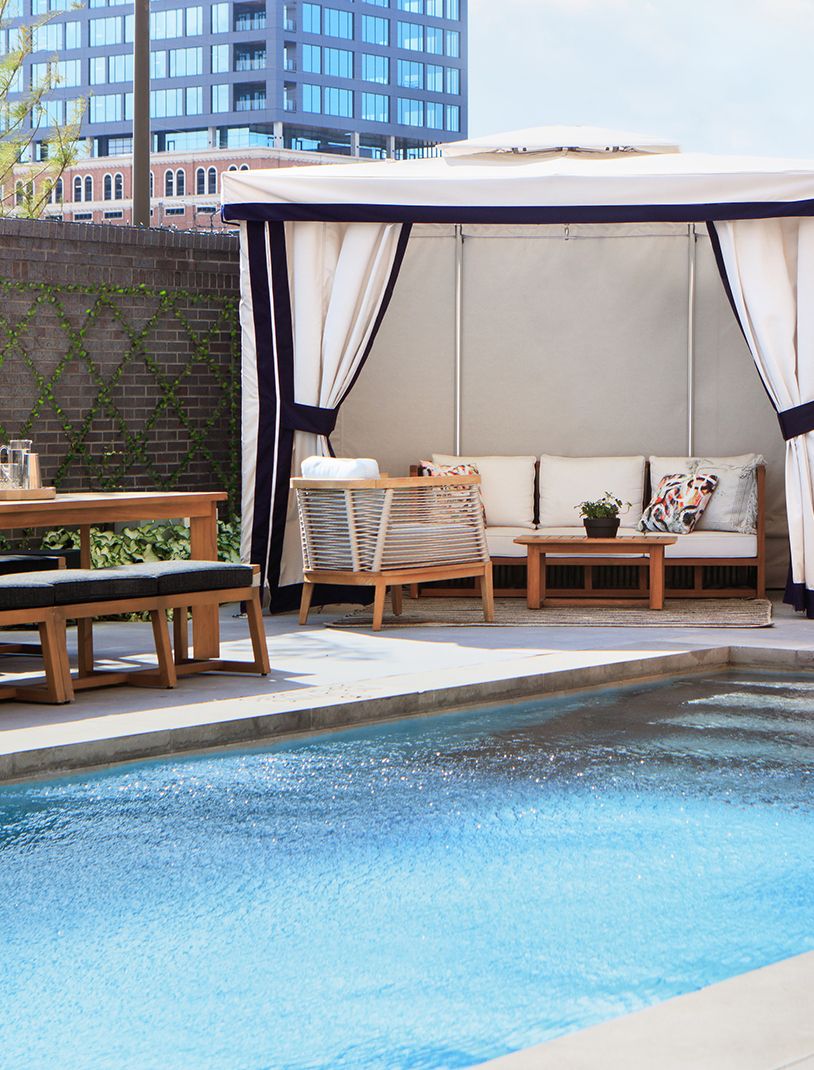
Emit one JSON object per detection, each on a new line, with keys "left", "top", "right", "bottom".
{"left": 3, "top": 642, "right": 812, "bottom": 784}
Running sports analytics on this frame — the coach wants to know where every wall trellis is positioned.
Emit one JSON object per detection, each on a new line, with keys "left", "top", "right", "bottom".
{"left": 0, "top": 276, "right": 241, "bottom": 513}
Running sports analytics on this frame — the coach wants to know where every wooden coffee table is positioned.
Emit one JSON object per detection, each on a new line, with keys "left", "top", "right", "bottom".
{"left": 513, "top": 534, "right": 678, "bottom": 610}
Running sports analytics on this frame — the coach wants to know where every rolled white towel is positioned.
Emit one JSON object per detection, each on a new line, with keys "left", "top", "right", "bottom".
{"left": 300, "top": 456, "right": 380, "bottom": 479}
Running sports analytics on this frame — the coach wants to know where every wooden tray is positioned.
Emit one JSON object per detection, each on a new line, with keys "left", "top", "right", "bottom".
{"left": 0, "top": 486, "right": 56, "bottom": 501}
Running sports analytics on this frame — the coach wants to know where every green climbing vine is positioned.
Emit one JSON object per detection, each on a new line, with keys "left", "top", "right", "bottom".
{"left": 0, "top": 275, "right": 241, "bottom": 514}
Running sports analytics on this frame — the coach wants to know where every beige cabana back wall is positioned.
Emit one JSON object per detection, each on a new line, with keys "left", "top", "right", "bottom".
{"left": 335, "top": 222, "right": 788, "bottom": 587}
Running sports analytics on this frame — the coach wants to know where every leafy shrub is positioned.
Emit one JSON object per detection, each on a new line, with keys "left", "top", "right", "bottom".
{"left": 41, "top": 518, "right": 242, "bottom": 567}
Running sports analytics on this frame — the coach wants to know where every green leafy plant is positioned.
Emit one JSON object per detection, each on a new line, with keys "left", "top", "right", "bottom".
{"left": 41, "top": 518, "right": 242, "bottom": 568}
{"left": 576, "top": 492, "right": 630, "bottom": 519}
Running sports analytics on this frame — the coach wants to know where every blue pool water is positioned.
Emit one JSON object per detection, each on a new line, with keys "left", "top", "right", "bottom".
{"left": 2, "top": 671, "right": 814, "bottom": 1070}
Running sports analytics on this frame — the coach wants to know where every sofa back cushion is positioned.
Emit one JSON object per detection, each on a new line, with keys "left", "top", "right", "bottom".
{"left": 538, "top": 455, "right": 646, "bottom": 527}
{"left": 648, "top": 454, "right": 763, "bottom": 533}
{"left": 431, "top": 454, "right": 536, "bottom": 527}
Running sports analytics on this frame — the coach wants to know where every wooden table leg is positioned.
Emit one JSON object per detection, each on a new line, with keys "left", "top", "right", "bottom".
{"left": 77, "top": 524, "right": 94, "bottom": 676}
{"left": 190, "top": 503, "right": 220, "bottom": 659}
{"left": 649, "top": 547, "right": 666, "bottom": 610}
{"left": 526, "top": 547, "right": 542, "bottom": 609}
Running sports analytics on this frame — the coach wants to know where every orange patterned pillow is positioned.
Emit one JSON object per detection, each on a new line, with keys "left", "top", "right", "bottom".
{"left": 638, "top": 473, "right": 719, "bottom": 534}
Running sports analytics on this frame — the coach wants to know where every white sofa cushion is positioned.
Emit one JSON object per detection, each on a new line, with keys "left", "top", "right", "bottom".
{"left": 485, "top": 526, "right": 538, "bottom": 558}
{"left": 538, "top": 455, "right": 646, "bottom": 527}
{"left": 432, "top": 454, "right": 536, "bottom": 528}
{"left": 664, "top": 530, "right": 757, "bottom": 559}
{"left": 648, "top": 454, "right": 763, "bottom": 533}
{"left": 301, "top": 456, "right": 380, "bottom": 479}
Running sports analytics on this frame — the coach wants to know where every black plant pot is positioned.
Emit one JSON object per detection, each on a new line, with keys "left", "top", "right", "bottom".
{"left": 583, "top": 516, "right": 620, "bottom": 538}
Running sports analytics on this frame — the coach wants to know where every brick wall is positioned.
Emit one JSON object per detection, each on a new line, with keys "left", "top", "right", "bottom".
{"left": 0, "top": 218, "right": 242, "bottom": 513}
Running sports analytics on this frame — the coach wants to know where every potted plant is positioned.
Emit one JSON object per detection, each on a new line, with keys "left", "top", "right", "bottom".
{"left": 576, "top": 492, "right": 630, "bottom": 538}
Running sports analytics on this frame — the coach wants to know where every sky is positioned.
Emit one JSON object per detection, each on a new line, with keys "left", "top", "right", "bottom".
{"left": 468, "top": 0, "right": 814, "bottom": 157}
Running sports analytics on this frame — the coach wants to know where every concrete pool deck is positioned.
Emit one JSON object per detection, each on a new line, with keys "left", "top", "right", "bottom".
{"left": 2, "top": 593, "right": 813, "bottom": 1068}
{"left": 1, "top": 593, "right": 814, "bottom": 781}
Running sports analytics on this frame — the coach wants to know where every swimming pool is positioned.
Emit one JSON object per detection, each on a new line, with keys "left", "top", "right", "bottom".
{"left": 2, "top": 670, "right": 813, "bottom": 1070}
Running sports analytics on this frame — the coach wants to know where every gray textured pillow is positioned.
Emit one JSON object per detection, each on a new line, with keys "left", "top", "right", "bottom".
{"left": 648, "top": 455, "right": 764, "bottom": 533}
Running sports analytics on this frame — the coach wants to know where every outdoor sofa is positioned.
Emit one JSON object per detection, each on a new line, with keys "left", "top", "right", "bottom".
{"left": 0, "top": 559, "right": 269, "bottom": 704}
{"left": 411, "top": 454, "right": 766, "bottom": 600}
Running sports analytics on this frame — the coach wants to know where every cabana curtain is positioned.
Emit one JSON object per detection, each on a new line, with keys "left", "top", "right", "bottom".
{"left": 239, "top": 218, "right": 411, "bottom": 606}
{"left": 710, "top": 218, "right": 814, "bottom": 616}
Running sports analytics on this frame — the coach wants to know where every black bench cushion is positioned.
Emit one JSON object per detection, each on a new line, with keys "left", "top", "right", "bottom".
{"left": 43, "top": 568, "right": 159, "bottom": 605}
{"left": 0, "top": 554, "right": 65, "bottom": 576}
{"left": 121, "top": 560, "right": 254, "bottom": 595}
{"left": 0, "top": 574, "right": 56, "bottom": 610}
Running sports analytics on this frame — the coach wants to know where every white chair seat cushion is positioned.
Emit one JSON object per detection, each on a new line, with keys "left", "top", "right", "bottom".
{"left": 648, "top": 454, "right": 762, "bottom": 533}
{"left": 432, "top": 454, "right": 536, "bottom": 528}
{"left": 301, "top": 456, "right": 380, "bottom": 479}
{"left": 538, "top": 455, "right": 646, "bottom": 527}
{"left": 486, "top": 526, "right": 541, "bottom": 558}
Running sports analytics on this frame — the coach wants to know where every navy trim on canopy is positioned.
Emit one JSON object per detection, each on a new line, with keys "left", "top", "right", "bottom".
{"left": 223, "top": 198, "right": 814, "bottom": 226}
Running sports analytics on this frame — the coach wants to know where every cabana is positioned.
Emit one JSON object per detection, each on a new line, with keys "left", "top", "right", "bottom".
{"left": 221, "top": 125, "right": 814, "bottom": 617}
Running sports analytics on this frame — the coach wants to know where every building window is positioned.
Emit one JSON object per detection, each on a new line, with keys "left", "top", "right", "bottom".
{"left": 445, "top": 30, "right": 460, "bottom": 57}
{"left": 426, "top": 100, "right": 443, "bottom": 128}
{"left": 185, "top": 86, "right": 203, "bottom": 114}
{"left": 324, "top": 47, "right": 352, "bottom": 78}
{"left": 54, "top": 177, "right": 63, "bottom": 203}
{"left": 445, "top": 103, "right": 460, "bottom": 131}
{"left": 282, "top": 3, "right": 296, "bottom": 31}
{"left": 89, "top": 16, "right": 122, "bottom": 46}
{"left": 73, "top": 175, "right": 82, "bottom": 202}
{"left": 89, "top": 56, "right": 106, "bottom": 84}
{"left": 302, "top": 44, "right": 321, "bottom": 73}
{"left": 397, "top": 97, "right": 423, "bottom": 126}
{"left": 103, "top": 209, "right": 123, "bottom": 219}
{"left": 149, "top": 171, "right": 154, "bottom": 196}
{"left": 114, "top": 172, "right": 123, "bottom": 199}
{"left": 397, "top": 0, "right": 422, "bottom": 10}
{"left": 426, "top": 0, "right": 442, "bottom": 14}
{"left": 165, "top": 206, "right": 185, "bottom": 216}
{"left": 361, "top": 92, "right": 388, "bottom": 123}
{"left": 186, "top": 6, "right": 203, "bottom": 35}
{"left": 397, "top": 59, "right": 423, "bottom": 89}
{"left": 169, "top": 47, "right": 203, "bottom": 78}
{"left": 362, "top": 15, "right": 389, "bottom": 45}
{"left": 228, "top": 164, "right": 238, "bottom": 171}
{"left": 65, "top": 21, "right": 81, "bottom": 48}
{"left": 176, "top": 169, "right": 185, "bottom": 195}
{"left": 195, "top": 168, "right": 205, "bottom": 196}
{"left": 425, "top": 25, "right": 442, "bottom": 54}
{"left": 149, "top": 9, "right": 184, "bottom": 40}
{"left": 324, "top": 86, "right": 352, "bottom": 117}
{"left": 150, "top": 51, "right": 167, "bottom": 79}
{"left": 240, "top": 163, "right": 249, "bottom": 170}
{"left": 211, "top": 1, "right": 229, "bottom": 32}
{"left": 302, "top": 83, "right": 321, "bottom": 113}
{"left": 89, "top": 94, "right": 124, "bottom": 123}
{"left": 84, "top": 175, "right": 93, "bottom": 200}
{"left": 426, "top": 63, "right": 442, "bottom": 92}
{"left": 445, "top": 66, "right": 460, "bottom": 94}
{"left": 323, "top": 6, "right": 352, "bottom": 38}
{"left": 151, "top": 89, "right": 185, "bottom": 118}
{"left": 283, "top": 41, "right": 296, "bottom": 70}
{"left": 302, "top": 2, "right": 320, "bottom": 33}
{"left": 211, "top": 83, "right": 230, "bottom": 113}
{"left": 235, "top": 86, "right": 266, "bottom": 111}
{"left": 397, "top": 21, "right": 423, "bottom": 51}
{"left": 211, "top": 44, "right": 229, "bottom": 73}
{"left": 445, "top": 0, "right": 459, "bottom": 18}
{"left": 365, "top": 0, "right": 388, "bottom": 6}
{"left": 362, "top": 53, "right": 388, "bottom": 83}
{"left": 283, "top": 83, "right": 296, "bottom": 111}
{"left": 103, "top": 173, "right": 112, "bottom": 200}
{"left": 207, "top": 167, "right": 217, "bottom": 194}
{"left": 164, "top": 169, "right": 174, "bottom": 196}
{"left": 73, "top": 212, "right": 92, "bottom": 221}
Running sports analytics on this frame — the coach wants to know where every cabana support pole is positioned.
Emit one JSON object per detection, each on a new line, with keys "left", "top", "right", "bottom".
{"left": 687, "top": 224, "right": 697, "bottom": 453}
{"left": 454, "top": 224, "right": 464, "bottom": 454}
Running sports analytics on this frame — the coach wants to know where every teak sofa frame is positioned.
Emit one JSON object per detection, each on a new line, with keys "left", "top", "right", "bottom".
{"left": 0, "top": 566, "right": 270, "bottom": 705}
{"left": 409, "top": 463, "right": 767, "bottom": 601}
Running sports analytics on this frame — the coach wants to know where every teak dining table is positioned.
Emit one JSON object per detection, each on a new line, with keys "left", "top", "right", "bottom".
{"left": 0, "top": 490, "right": 226, "bottom": 674}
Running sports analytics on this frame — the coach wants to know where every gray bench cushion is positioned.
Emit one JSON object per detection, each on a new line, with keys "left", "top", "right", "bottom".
{"left": 121, "top": 560, "right": 254, "bottom": 595}
{"left": 0, "top": 554, "right": 64, "bottom": 576}
{"left": 44, "top": 568, "right": 159, "bottom": 604}
{"left": 0, "top": 574, "right": 56, "bottom": 610}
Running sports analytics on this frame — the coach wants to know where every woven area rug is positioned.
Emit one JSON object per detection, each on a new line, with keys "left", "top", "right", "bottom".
{"left": 330, "top": 597, "right": 773, "bottom": 629}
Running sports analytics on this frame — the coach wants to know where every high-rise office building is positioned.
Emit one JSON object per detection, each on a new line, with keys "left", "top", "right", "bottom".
{"left": 1, "top": 0, "right": 467, "bottom": 164}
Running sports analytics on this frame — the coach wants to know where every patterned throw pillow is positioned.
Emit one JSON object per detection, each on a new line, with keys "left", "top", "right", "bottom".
{"left": 419, "top": 461, "right": 485, "bottom": 521}
{"left": 638, "top": 473, "right": 719, "bottom": 535}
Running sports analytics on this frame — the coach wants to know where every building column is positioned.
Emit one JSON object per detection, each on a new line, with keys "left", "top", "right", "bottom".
{"left": 387, "top": 135, "right": 396, "bottom": 159}
{"left": 350, "top": 131, "right": 360, "bottom": 157}
{"left": 208, "top": 126, "right": 217, "bottom": 148}
{"left": 273, "top": 121, "right": 284, "bottom": 148}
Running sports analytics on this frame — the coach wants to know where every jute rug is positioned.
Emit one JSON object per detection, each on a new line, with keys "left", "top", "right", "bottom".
{"left": 330, "top": 597, "right": 773, "bottom": 629}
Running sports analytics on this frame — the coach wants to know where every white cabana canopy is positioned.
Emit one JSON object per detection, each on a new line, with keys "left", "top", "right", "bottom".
{"left": 221, "top": 126, "right": 814, "bottom": 616}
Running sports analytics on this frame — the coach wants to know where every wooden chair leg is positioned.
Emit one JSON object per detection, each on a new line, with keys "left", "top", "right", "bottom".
{"left": 391, "top": 583, "right": 403, "bottom": 616}
{"left": 246, "top": 589, "right": 270, "bottom": 675}
{"left": 150, "top": 610, "right": 177, "bottom": 688}
{"left": 38, "top": 612, "right": 73, "bottom": 704}
{"left": 408, "top": 584, "right": 420, "bottom": 599}
{"left": 299, "top": 580, "right": 315, "bottom": 625}
{"left": 172, "top": 607, "right": 189, "bottom": 664}
{"left": 481, "top": 562, "right": 495, "bottom": 622}
{"left": 372, "top": 582, "right": 387, "bottom": 631}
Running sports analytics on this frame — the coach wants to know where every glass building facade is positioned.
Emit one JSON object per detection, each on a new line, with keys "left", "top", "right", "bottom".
{"left": 1, "top": 0, "right": 467, "bottom": 160}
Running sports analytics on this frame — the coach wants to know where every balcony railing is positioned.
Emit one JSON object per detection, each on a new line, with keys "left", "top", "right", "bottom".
{"left": 283, "top": 98, "right": 296, "bottom": 112}
{"left": 235, "top": 56, "right": 266, "bottom": 70}
{"left": 234, "top": 15, "right": 266, "bottom": 30}
{"left": 235, "top": 96, "right": 267, "bottom": 111}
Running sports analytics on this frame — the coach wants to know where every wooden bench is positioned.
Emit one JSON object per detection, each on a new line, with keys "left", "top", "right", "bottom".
{"left": 0, "top": 560, "right": 269, "bottom": 704}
